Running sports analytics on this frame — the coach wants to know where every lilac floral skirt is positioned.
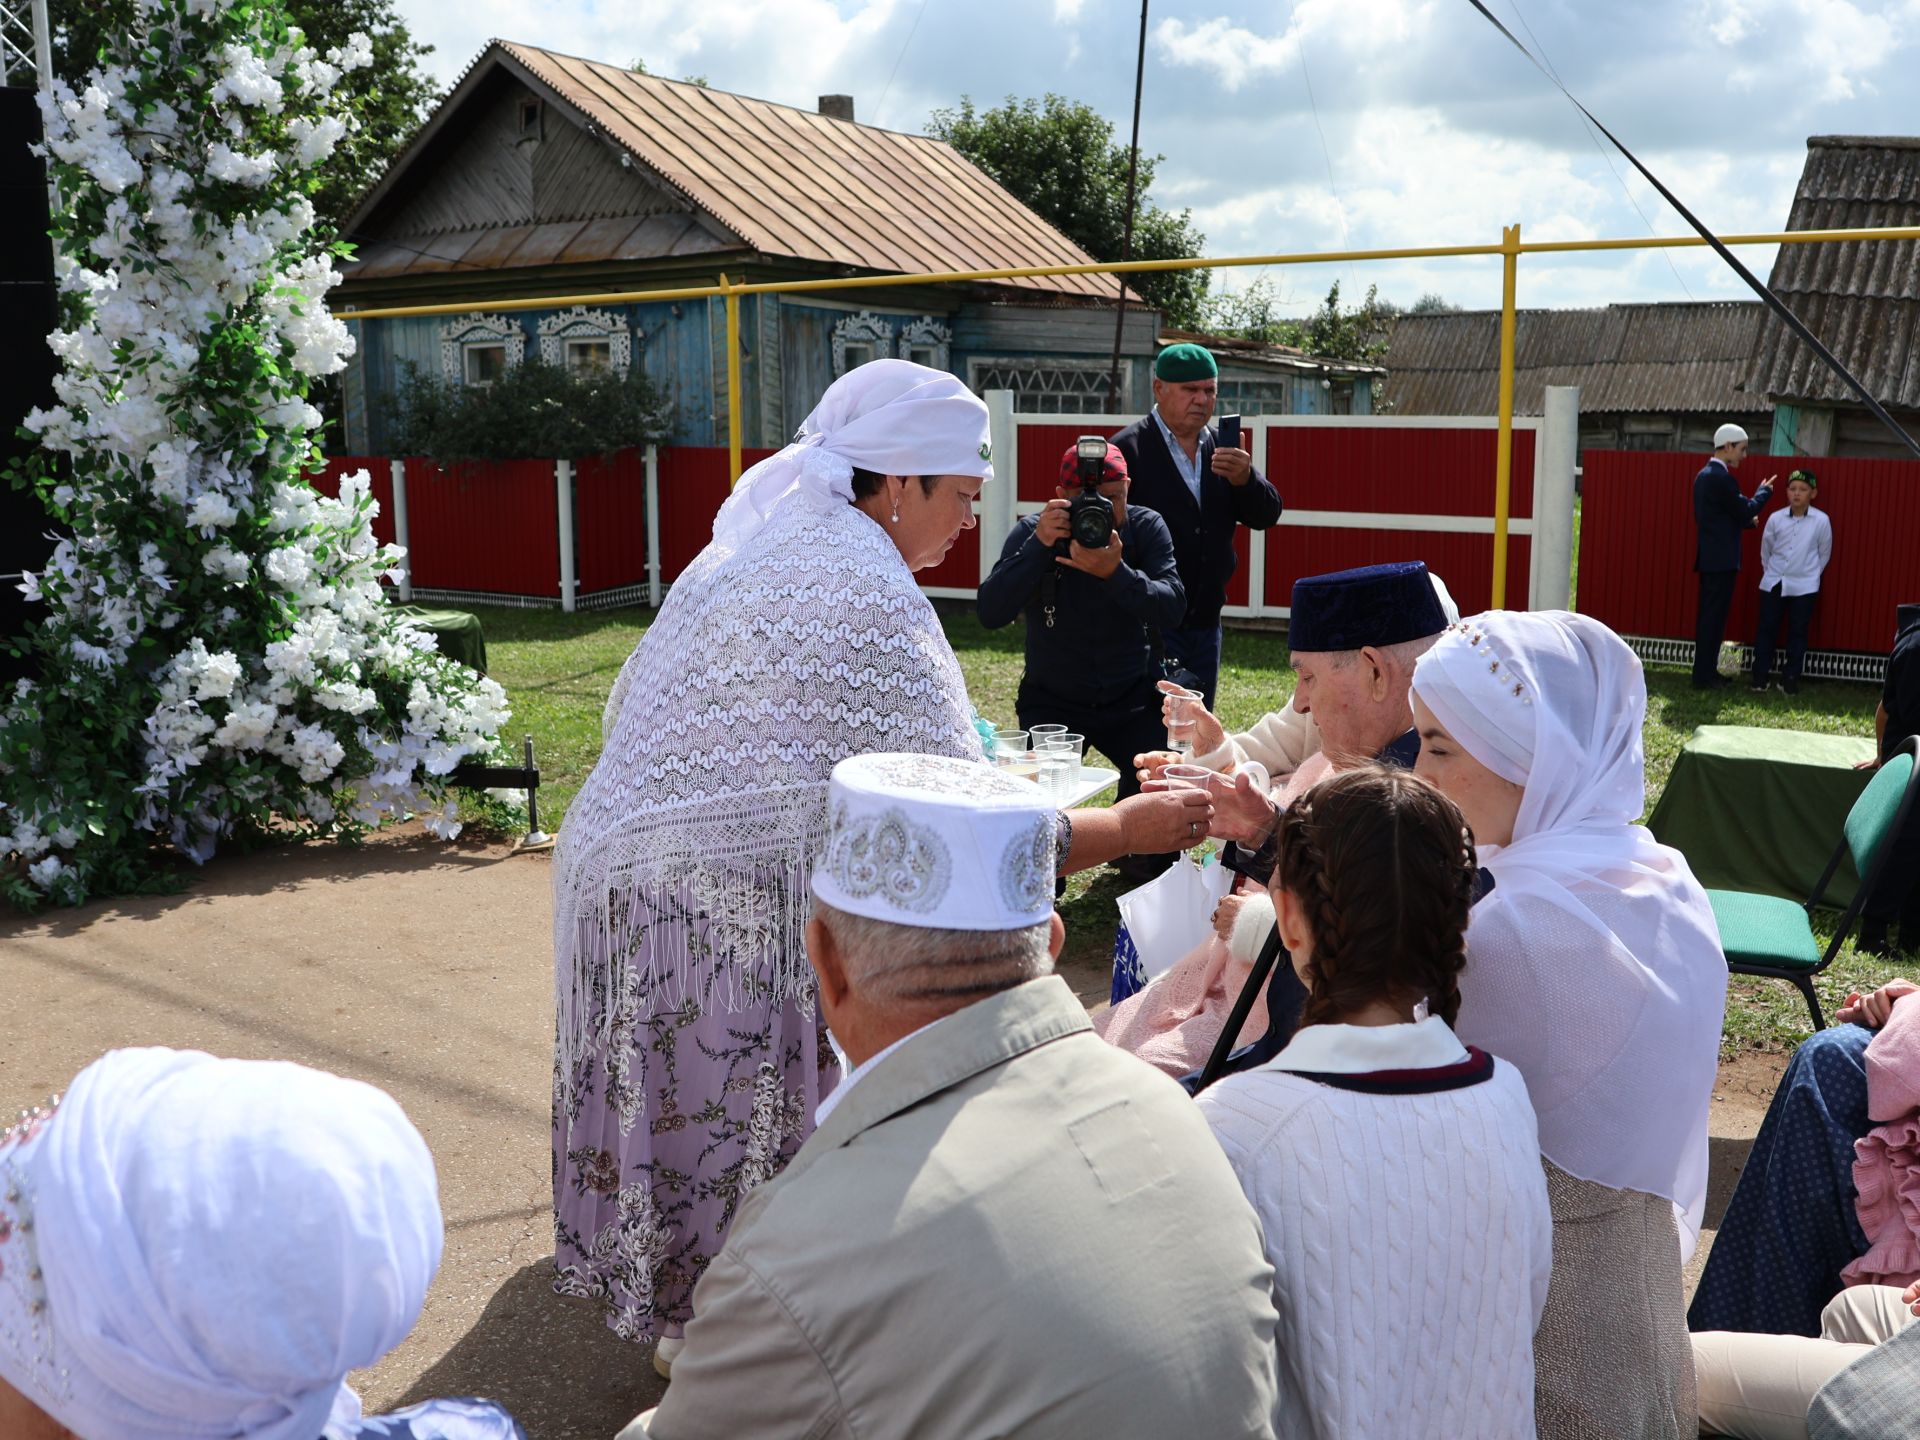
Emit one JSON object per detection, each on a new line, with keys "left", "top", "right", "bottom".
{"left": 551, "top": 881, "right": 834, "bottom": 1342}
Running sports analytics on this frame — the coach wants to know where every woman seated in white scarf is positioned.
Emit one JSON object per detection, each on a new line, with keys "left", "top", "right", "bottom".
{"left": 1409, "top": 611, "right": 1728, "bottom": 1440}
{"left": 0, "top": 1047, "right": 521, "bottom": 1440}
{"left": 1197, "top": 764, "right": 1553, "bottom": 1440}
{"left": 552, "top": 360, "right": 1000, "bottom": 1369}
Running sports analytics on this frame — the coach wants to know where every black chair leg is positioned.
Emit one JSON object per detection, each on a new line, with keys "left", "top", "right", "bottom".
{"left": 1795, "top": 975, "right": 1826, "bottom": 1032}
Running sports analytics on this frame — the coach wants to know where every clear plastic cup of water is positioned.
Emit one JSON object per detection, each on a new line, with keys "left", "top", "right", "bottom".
{"left": 1164, "top": 687, "right": 1201, "bottom": 754}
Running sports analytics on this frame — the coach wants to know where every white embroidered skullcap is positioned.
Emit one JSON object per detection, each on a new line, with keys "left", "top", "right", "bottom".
{"left": 811, "top": 753, "right": 1056, "bottom": 931}
{"left": 0, "top": 1047, "right": 442, "bottom": 1440}
{"left": 1714, "top": 422, "right": 1749, "bottom": 448}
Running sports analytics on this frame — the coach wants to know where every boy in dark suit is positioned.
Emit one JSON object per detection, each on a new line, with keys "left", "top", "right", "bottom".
{"left": 1110, "top": 344, "right": 1283, "bottom": 705}
{"left": 1691, "top": 422, "right": 1776, "bottom": 688}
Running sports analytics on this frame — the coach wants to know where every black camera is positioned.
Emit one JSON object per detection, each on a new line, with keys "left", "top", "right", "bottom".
{"left": 1058, "top": 434, "right": 1116, "bottom": 554}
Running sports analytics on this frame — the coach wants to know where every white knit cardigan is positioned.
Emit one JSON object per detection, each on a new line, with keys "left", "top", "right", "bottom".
{"left": 1197, "top": 1018, "right": 1553, "bottom": 1440}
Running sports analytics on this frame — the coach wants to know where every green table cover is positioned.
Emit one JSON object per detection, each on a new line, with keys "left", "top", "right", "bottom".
{"left": 397, "top": 606, "right": 487, "bottom": 675}
{"left": 1646, "top": 725, "right": 1876, "bottom": 909}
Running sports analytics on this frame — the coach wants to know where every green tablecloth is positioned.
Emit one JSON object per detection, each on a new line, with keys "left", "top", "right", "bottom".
{"left": 397, "top": 606, "right": 487, "bottom": 674}
{"left": 1646, "top": 725, "right": 1876, "bottom": 908}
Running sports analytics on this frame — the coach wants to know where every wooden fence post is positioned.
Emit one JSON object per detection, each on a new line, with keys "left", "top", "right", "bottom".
{"left": 645, "top": 444, "right": 663, "bottom": 609}
{"left": 983, "top": 390, "right": 1017, "bottom": 583}
{"left": 1534, "top": 386, "right": 1580, "bottom": 611}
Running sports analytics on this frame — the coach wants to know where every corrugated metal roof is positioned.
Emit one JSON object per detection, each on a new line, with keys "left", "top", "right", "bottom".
{"left": 1381, "top": 301, "right": 1770, "bottom": 415}
{"left": 346, "top": 40, "right": 1124, "bottom": 302}
{"left": 1748, "top": 136, "right": 1920, "bottom": 407}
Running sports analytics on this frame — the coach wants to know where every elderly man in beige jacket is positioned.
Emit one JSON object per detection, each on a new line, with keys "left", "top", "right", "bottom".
{"left": 620, "top": 752, "right": 1280, "bottom": 1440}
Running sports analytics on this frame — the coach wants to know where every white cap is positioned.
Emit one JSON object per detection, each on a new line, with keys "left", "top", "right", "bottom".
{"left": 1714, "top": 423, "right": 1749, "bottom": 449}
{"left": 812, "top": 753, "right": 1056, "bottom": 931}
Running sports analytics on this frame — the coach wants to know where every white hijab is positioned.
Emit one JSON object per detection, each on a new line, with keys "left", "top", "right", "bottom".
{"left": 1413, "top": 611, "right": 1726, "bottom": 1254}
{"left": 0, "top": 1048, "right": 442, "bottom": 1440}
{"left": 710, "top": 357, "right": 993, "bottom": 553}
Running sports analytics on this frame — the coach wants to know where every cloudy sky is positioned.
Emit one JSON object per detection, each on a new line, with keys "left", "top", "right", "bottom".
{"left": 390, "top": 0, "right": 1920, "bottom": 315}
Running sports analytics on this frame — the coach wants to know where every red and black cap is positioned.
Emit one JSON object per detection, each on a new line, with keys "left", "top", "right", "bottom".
{"left": 1057, "top": 440, "right": 1129, "bottom": 487}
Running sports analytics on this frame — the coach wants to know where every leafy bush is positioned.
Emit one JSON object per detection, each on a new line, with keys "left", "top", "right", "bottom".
{"left": 386, "top": 358, "right": 671, "bottom": 462}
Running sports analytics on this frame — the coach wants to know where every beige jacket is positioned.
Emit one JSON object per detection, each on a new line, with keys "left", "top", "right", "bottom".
{"left": 640, "top": 976, "right": 1280, "bottom": 1440}
{"left": 1194, "top": 700, "right": 1321, "bottom": 784}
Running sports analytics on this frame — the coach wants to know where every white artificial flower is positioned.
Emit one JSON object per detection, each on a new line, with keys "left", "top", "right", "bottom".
{"left": 205, "top": 142, "right": 276, "bottom": 186}
{"left": 28, "top": 855, "right": 65, "bottom": 889}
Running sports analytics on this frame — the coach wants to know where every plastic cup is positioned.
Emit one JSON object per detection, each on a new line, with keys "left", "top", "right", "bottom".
{"left": 1164, "top": 687, "right": 1202, "bottom": 754}
{"left": 1162, "top": 762, "right": 1214, "bottom": 791}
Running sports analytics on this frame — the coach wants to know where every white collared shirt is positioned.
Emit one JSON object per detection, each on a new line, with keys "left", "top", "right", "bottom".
{"left": 1150, "top": 405, "right": 1205, "bottom": 506}
{"left": 1759, "top": 505, "right": 1832, "bottom": 597}
{"left": 815, "top": 1014, "right": 949, "bottom": 1126}
{"left": 1267, "top": 1012, "right": 1470, "bottom": 1074}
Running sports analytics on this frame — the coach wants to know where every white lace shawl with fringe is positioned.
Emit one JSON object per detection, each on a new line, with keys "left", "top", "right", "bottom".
{"left": 553, "top": 490, "right": 980, "bottom": 1102}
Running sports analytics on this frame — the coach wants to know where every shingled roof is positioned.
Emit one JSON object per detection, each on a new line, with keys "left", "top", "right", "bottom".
{"left": 342, "top": 40, "right": 1125, "bottom": 302}
{"left": 1381, "top": 302, "right": 1769, "bottom": 415}
{"left": 1747, "top": 136, "right": 1920, "bottom": 408}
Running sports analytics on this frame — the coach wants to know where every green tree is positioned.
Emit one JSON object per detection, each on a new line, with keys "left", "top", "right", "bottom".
{"left": 1204, "top": 279, "right": 1391, "bottom": 365}
{"left": 1411, "top": 292, "right": 1463, "bottom": 314}
{"left": 51, "top": 0, "right": 438, "bottom": 235}
{"left": 926, "top": 94, "right": 1209, "bottom": 330}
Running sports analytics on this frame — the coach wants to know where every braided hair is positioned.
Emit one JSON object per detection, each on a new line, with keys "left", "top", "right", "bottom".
{"left": 1273, "top": 764, "right": 1478, "bottom": 1028}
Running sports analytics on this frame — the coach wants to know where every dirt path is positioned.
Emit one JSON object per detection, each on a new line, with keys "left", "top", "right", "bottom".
{"left": 0, "top": 832, "right": 1784, "bottom": 1438}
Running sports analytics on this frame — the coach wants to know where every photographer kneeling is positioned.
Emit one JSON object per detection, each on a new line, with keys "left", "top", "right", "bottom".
{"left": 978, "top": 438, "right": 1185, "bottom": 880}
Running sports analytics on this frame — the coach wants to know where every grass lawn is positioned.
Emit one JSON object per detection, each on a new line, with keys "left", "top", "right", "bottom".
{"left": 467, "top": 601, "right": 1905, "bottom": 1057}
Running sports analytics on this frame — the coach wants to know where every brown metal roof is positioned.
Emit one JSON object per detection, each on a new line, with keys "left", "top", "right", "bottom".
{"left": 1381, "top": 301, "right": 1771, "bottom": 415}
{"left": 1748, "top": 136, "right": 1920, "bottom": 407}
{"left": 348, "top": 40, "right": 1125, "bottom": 302}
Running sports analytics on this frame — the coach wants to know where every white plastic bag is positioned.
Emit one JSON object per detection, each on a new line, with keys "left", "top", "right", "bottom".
{"left": 1114, "top": 852, "right": 1235, "bottom": 987}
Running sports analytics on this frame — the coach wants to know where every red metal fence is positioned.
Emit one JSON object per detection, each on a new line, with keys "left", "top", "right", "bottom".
{"left": 1578, "top": 450, "right": 1920, "bottom": 656}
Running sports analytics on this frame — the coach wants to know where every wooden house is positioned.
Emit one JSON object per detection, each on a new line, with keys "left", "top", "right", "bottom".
{"left": 1748, "top": 136, "right": 1920, "bottom": 458}
{"left": 331, "top": 40, "right": 1378, "bottom": 451}
{"left": 1381, "top": 301, "right": 1772, "bottom": 456}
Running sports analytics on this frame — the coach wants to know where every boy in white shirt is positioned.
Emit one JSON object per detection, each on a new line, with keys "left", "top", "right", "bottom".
{"left": 1751, "top": 469, "right": 1833, "bottom": 696}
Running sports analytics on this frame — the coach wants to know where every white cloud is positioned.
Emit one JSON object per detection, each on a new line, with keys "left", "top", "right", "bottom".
{"left": 1152, "top": 1, "right": 1429, "bottom": 94}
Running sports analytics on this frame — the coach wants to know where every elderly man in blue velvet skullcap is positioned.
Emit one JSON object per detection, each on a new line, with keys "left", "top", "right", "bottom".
{"left": 1195, "top": 560, "right": 1450, "bottom": 885}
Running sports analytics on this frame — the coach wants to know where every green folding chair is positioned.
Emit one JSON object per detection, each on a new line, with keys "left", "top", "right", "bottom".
{"left": 1706, "top": 735, "right": 1920, "bottom": 1031}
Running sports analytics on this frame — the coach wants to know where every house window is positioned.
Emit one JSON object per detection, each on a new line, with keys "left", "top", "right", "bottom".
{"left": 898, "top": 317, "right": 952, "bottom": 372}
{"left": 518, "top": 98, "right": 544, "bottom": 141}
{"left": 968, "top": 358, "right": 1113, "bottom": 413}
{"left": 831, "top": 312, "right": 894, "bottom": 375}
{"left": 440, "top": 313, "right": 525, "bottom": 384}
{"left": 1329, "top": 381, "right": 1355, "bottom": 416}
{"left": 565, "top": 338, "right": 612, "bottom": 374}
{"left": 537, "top": 306, "right": 632, "bottom": 375}
{"left": 464, "top": 343, "right": 508, "bottom": 387}
{"left": 1216, "top": 381, "right": 1293, "bottom": 417}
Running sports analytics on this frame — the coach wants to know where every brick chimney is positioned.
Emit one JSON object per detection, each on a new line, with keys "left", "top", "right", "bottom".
{"left": 818, "top": 95, "right": 855, "bottom": 123}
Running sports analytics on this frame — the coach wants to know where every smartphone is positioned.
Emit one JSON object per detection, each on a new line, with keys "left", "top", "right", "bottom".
{"left": 1216, "top": 414, "right": 1242, "bottom": 452}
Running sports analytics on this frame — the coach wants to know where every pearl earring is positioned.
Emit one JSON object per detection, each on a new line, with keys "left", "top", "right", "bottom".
{"left": 890, "top": 507, "right": 900, "bottom": 523}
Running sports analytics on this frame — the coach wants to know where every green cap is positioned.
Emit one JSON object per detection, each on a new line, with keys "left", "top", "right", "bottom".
{"left": 1154, "top": 343, "right": 1218, "bottom": 383}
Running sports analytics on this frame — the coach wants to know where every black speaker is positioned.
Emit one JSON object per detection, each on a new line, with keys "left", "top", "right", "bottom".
{"left": 0, "top": 85, "right": 58, "bottom": 687}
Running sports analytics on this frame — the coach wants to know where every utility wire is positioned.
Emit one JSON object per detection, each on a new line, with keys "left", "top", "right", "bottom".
{"left": 1461, "top": 0, "right": 1920, "bottom": 459}
{"left": 1503, "top": 0, "right": 1695, "bottom": 301}
{"left": 1289, "top": 8, "right": 1355, "bottom": 298}
{"left": 873, "top": 0, "right": 933, "bottom": 128}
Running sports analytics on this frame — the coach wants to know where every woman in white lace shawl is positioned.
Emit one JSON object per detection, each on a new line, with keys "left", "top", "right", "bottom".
{"left": 552, "top": 361, "right": 991, "bottom": 1356}
{"left": 1409, "top": 611, "right": 1727, "bottom": 1440}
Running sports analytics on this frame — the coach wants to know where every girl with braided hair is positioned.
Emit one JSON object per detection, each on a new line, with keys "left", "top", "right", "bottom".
{"left": 1197, "top": 764, "right": 1553, "bottom": 1440}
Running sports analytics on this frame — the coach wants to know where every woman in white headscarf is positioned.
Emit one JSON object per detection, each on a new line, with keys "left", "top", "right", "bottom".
{"left": 551, "top": 360, "right": 991, "bottom": 1364}
{"left": 0, "top": 1047, "right": 520, "bottom": 1440}
{"left": 1409, "top": 610, "right": 1727, "bottom": 1440}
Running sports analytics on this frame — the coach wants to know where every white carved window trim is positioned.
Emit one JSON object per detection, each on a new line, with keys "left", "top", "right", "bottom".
{"left": 441, "top": 314, "right": 526, "bottom": 385}
{"left": 831, "top": 312, "right": 894, "bottom": 375}
{"left": 537, "top": 306, "right": 631, "bottom": 375}
{"left": 966, "top": 356, "right": 1113, "bottom": 413}
{"left": 898, "top": 317, "right": 952, "bottom": 371}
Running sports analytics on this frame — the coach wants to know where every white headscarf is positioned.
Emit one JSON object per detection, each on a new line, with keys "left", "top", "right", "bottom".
{"left": 710, "top": 358, "right": 993, "bottom": 553}
{"left": 1412, "top": 611, "right": 1727, "bottom": 1254}
{"left": 0, "top": 1048, "right": 442, "bottom": 1440}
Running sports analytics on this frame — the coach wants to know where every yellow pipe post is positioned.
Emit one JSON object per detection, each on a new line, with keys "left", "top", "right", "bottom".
{"left": 722, "top": 274, "right": 743, "bottom": 484}
{"left": 1491, "top": 223, "right": 1521, "bottom": 610}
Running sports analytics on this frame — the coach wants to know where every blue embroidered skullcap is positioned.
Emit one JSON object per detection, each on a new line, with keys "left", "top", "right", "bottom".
{"left": 1289, "top": 561, "right": 1448, "bottom": 653}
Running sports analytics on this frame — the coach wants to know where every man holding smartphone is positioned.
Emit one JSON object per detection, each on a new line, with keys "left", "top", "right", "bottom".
{"left": 1111, "top": 343, "right": 1283, "bottom": 706}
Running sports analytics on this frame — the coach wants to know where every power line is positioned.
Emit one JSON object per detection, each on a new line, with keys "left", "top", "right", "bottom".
{"left": 872, "top": 0, "right": 933, "bottom": 128}
{"left": 1502, "top": 0, "right": 1695, "bottom": 301}
{"left": 1289, "top": 4, "right": 1356, "bottom": 299}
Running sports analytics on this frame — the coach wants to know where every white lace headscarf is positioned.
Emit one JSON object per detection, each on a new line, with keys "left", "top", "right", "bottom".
{"left": 0, "top": 1048, "right": 441, "bottom": 1440}
{"left": 1413, "top": 611, "right": 1727, "bottom": 1255}
{"left": 556, "top": 361, "right": 987, "bottom": 1114}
